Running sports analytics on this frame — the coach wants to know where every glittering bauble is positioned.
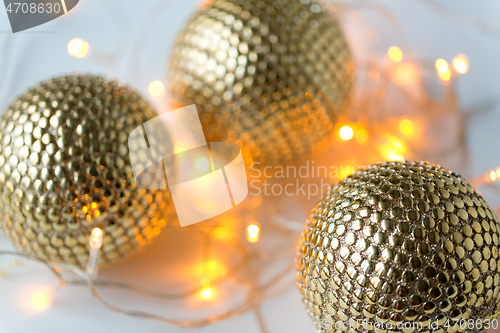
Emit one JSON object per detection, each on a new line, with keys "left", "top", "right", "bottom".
{"left": 0, "top": 75, "right": 174, "bottom": 268}
{"left": 297, "top": 161, "right": 500, "bottom": 332}
{"left": 169, "top": 0, "right": 354, "bottom": 165}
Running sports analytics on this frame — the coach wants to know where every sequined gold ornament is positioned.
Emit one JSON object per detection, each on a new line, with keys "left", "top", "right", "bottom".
{"left": 169, "top": 0, "right": 354, "bottom": 165}
{"left": 0, "top": 75, "right": 174, "bottom": 268}
{"left": 297, "top": 161, "right": 500, "bottom": 332}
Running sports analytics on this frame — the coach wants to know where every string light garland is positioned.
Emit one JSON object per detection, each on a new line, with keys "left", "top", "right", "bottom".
{"left": 470, "top": 168, "right": 500, "bottom": 188}
{"left": 1, "top": 1, "right": 500, "bottom": 332}
{"left": 0, "top": 213, "right": 299, "bottom": 329}
{"left": 469, "top": 167, "right": 500, "bottom": 217}
{"left": 86, "top": 228, "right": 103, "bottom": 280}
{"left": 0, "top": 259, "right": 24, "bottom": 278}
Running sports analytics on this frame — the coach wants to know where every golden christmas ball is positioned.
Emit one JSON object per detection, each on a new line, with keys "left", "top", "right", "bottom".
{"left": 169, "top": 0, "right": 354, "bottom": 165}
{"left": 0, "top": 75, "right": 174, "bottom": 268}
{"left": 297, "top": 161, "right": 500, "bottom": 332}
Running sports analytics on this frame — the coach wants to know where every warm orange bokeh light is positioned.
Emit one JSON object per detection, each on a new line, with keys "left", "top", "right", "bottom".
{"left": 31, "top": 290, "right": 50, "bottom": 309}
{"left": 453, "top": 54, "right": 469, "bottom": 74}
{"left": 67, "top": 38, "right": 89, "bottom": 58}
{"left": 388, "top": 46, "right": 403, "bottom": 62}
{"left": 201, "top": 287, "right": 213, "bottom": 300}
{"left": 148, "top": 80, "right": 165, "bottom": 97}
{"left": 340, "top": 166, "right": 354, "bottom": 179}
{"left": 435, "top": 58, "right": 449, "bottom": 74}
{"left": 439, "top": 72, "right": 451, "bottom": 81}
{"left": 339, "top": 126, "right": 354, "bottom": 141}
{"left": 247, "top": 224, "right": 260, "bottom": 243}
{"left": 392, "top": 62, "right": 419, "bottom": 86}
{"left": 212, "top": 225, "right": 232, "bottom": 241}
{"left": 207, "top": 261, "right": 217, "bottom": 272}
{"left": 399, "top": 119, "right": 413, "bottom": 135}
{"left": 435, "top": 58, "right": 451, "bottom": 81}
{"left": 382, "top": 135, "right": 406, "bottom": 162}
{"left": 491, "top": 171, "right": 497, "bottom": 181}
{"left": 392, "top": 141, "right": 403, "bottom": 151}
{"left": 23, "top": 288, "right": 52, "bottom": 312}
{"left": 386, "top": 150, "right": 404, "bottom": 161}
{"left": 355, "top": 128, "right": 368, "bottom": 143}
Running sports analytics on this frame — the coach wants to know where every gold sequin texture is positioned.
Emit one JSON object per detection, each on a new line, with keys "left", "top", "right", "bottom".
{"left": 169, "top": 0, "right": 354, "bottom": 164}
{"left": 297, "top": 161, "right": 500, "bottom": 332}
{"left": 0, "top": 75, "right": 175, "bottom": 268}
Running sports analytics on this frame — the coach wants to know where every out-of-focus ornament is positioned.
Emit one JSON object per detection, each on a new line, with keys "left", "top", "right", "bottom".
{"left": 169, "top": 0, "right": 354, "bottom": 165}
{"left": 0, "top": 75, "right": 174, "bottom": 268}
{"left": 297, "top": 161, "right": 500, "bottom": 332}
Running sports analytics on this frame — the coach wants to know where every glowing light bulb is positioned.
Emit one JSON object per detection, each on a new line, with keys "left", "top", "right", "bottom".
{"left": 399, "top": 119, "right": 413, "bottom": 135}
{"left": 339, "top": 126, "right": 354, "bottom": 141}
{"left": 435, "top": 58, "right": 451, "bottom": 81}
{"left": 388, "top": 46, "right": 403, "bottom": 62}
{"left": 453, "top": 54, "right": 469, "bottom": 74}
{"left": 490, "top": 171, "right": 496, "bottom": 181}
{"left": 247, "top": 224, "right": 260, "bottom": 243}
{"left": 89, "top": 227, "right": 103, "bottom": 249}
{"left": 86, "top": 228, "right": 104, "bottom": 279}
{"left": 435, "top": 59, "right": 448, "bottom": 74}
{"left": 67, "top": 38, "right": 89, "bottom": 58}
{"left": 201, "top": 287, "right": 213, "bottom": 300}
{"left": 497, "top": 169, "right": 500, "bottom": 178}
{"left": 148, "top": 80, "right": 164, "bottom": 97}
